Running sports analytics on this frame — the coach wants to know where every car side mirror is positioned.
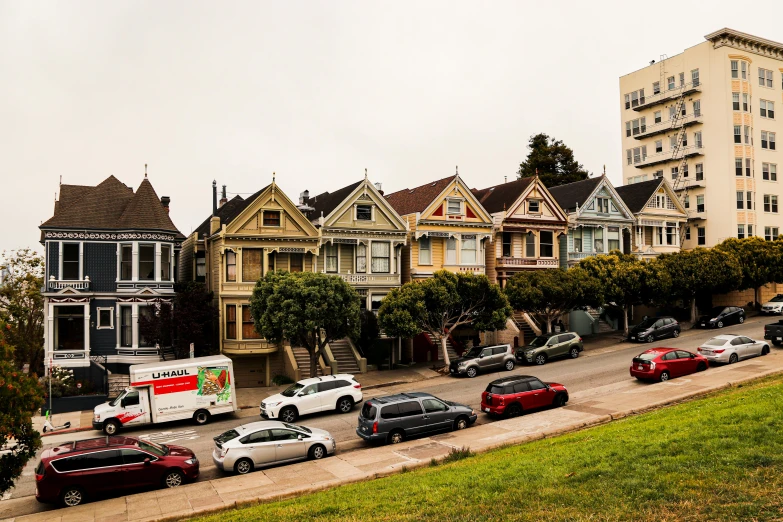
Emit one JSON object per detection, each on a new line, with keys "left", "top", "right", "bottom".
{"left": 143, "top": 458, "right": 151, "bottom": 466}
{"left": 297, "top": 434, "right": 303, "bottom": 441}
{"left": 479, "top": 353, "right": 484, "bottom": 358}
{"left": 690, "top": 354, "right": 695, "bottom": 359}
{"left": 298, "top": 393, "right": 305, "bottom": 397}
{"left": 120, "top": 400, "right": 126, "bottom": 408}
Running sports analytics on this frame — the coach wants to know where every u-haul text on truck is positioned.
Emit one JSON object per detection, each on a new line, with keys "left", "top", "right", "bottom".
{"left": 93, "top": 355, "right": 237, "bottom": 435}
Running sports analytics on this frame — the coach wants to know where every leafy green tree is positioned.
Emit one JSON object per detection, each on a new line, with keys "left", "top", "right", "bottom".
{"left": 517, "top": 133, "right": 590, "bottom": 188}
{"left": 377, "top": 271, "right": 511, "bottom": 366}
{"left": 0, "top": 249, "right": 45, "bottom": 374}
{"left": 250, "top": 271, "right": 361, "bottom": 378}
{"left": 504, "top": 268, "right": 601, "bottom": 333}
{"left": 0, "top": 319, "right": 45, "bottom": 495}
{"left": 658, "top": 249, "right": 742, "bottom": 323}
{"left": 714, "top": 237, "right": 783, "bottom": 307}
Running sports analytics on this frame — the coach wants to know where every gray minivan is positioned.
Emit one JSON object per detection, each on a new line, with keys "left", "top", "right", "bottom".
{"left": 356, "top": 392, "right": 477, "bottom": 444}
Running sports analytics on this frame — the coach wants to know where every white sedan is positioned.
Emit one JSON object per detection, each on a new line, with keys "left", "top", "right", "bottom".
{"left": 697, "top": 334, "right": 770, "bottom": 364}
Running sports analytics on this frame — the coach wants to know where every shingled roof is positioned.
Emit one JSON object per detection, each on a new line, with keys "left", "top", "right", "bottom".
{"left": 384, "top": 176, "right": 453, "bottom": 216}
{"left": 41, "top": 175, "right": 182, "bottom": 237}
{"left": 306, "top": 180, "right": 363, "bottom": 221}
{"left": 547, "top": 176, "right": 603, "bottom": 213}
{"left": 472, "top": 177, "right": 534, "bottom": 214}
{"left": 614, "top": 179, "right": 664, "bottom": 214}
{"left": 192, "top": 186, "right": 269, "bottom": 239}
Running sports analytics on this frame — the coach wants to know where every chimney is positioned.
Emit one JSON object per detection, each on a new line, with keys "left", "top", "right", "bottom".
{"left": 299, "top": 190, "right": 310, "bottom": 205}
{"left": 160, "top": 196, "right": 171, "bottom": 213}
{"left": 219, "top": 185, "right": 227, "bottom": 208}
{"left": 212, "top": 180, "right": 217, "bottom": 216}
{"left": 374, "top": 182, "right": 383, "bottom": 196}
{"left": 210, "top": 216, "right": 221, "bottom": 235}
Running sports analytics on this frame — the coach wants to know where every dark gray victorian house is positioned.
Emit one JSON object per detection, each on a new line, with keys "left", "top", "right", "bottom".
{"left": 40, "top": 175, "right": 184, "bottom": 376}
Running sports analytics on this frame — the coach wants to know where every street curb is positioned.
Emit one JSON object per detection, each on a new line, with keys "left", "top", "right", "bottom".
{"left": 40, "top": 426, "right": 94, "bottom": 438}
{"left": 362, "top": 380, "right": 411, "bottom": 391}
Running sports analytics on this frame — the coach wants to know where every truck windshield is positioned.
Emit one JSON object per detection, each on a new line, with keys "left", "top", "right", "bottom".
{"left": 109, "top": 389, "right": 128, "bottom": 407}
{"left": 281, "top": 383, "right": 305, "bottom": 397}
{"left": 138, "top": 439, "right": 168, "bottom": 456}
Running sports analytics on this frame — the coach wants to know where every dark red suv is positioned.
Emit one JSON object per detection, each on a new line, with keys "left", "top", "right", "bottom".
{"left": 35, "top": 436, "right": 199, "bottom": 506}
{"left": 480, "top": 375, "right": 568, "bottom": 417}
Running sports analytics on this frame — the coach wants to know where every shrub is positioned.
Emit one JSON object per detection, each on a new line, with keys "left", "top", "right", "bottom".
{"left": 271, "top": 374, "right": 294, "bottom": 386}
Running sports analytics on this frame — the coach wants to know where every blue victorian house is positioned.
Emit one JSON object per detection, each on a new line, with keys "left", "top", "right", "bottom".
{"left": 39, "top": 174, "right": 184, "bottom": 376}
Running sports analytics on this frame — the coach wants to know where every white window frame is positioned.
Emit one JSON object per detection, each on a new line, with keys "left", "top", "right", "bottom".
{"left": 446, "top": 198, "right": 463, "bottom": 215}
{"left": 418, "top": 236, "right": 432, "bottom": 265}
{"left": 96, "top": 307, "right": 114, "bottom": 330}
{"left": 355, "top": 204, "right": 373, "bottom": 221}
{"left": 527, "top": 199, "right": 541, "bottom": 213}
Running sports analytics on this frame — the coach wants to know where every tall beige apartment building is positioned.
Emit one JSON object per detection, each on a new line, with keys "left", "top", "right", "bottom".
{"left": 620, "top": 28, "right": 783, "bottom": 248}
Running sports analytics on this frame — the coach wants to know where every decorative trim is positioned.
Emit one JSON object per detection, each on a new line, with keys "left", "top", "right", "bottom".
{"left": 727, "top": 53, "right": 753, "bottom": 64}
{"left": 706, "top": 29, "right": 783, "bottom": 60}
{"left": 116, "top": 297, "right": 173, "bottom": 303}
{"left": 278, "top": 247, "right": 306, "bottom": 253}
{"left": 332, "top": 238, "right": 358, "bottom": 245}
{"left": 49, "top": 297, "right": 90, "bottom": 303}
{"left": 45, "top": 231, "right": 177, "bottom": 241}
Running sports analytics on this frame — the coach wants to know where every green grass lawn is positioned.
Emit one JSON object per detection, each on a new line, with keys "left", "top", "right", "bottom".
{"left": 193, "top": 375, "right": 783, "bottom": 522}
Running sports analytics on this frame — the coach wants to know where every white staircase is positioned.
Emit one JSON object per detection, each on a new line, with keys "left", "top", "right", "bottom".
{"left": 328, "top": 339, "right": 361, "bottom": 374}
{"left": 586, "top": 307, "right": 614, "bottom": 333}
{"left": 426, "top": 333, "right": 459, "bottom": 361}
{"left": 292, "top": 346, "right": 322, "bottom": 377}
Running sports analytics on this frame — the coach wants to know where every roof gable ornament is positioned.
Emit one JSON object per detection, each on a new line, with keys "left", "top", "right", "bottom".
{"left": 145, "top": 163, "right": 148, "bottom": 179}
{"left": 271, "top": 172, "right": 276, "bottom": 202}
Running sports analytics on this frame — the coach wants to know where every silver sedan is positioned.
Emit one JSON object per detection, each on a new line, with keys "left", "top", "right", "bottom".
{"left": 697, "top": 334, "right": 770, "bottom": 364}
{"left": 212, "top": 420, "right": 336, "bottom": 474}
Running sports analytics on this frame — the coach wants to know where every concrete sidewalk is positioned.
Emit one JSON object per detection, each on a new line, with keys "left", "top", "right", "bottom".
{"left": 10, "top": 349, "right": 783, "bottom": 522}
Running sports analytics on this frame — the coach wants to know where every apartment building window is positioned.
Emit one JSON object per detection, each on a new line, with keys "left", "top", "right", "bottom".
{"left": 693, "top": 100, "right": 701, "bottom": 117}
{"left": 747, "top": 191, "right": 753, "bottom": 210}
{"left": 242, "top": 249, "right": 262, "bottom": 281}
{"left": 325, "top": 243, "right": 338, "bottom": 273}
{"left": 525, "top": 233, "right": 535, "bottom": 257}
{"left": 572, "top": 228, "right": 582, "bottom": 252}
{"left": 670, "top": 135, "right": 677, "bottom": 149}
{"left": 697, "top": 227, "right": 706, "bottom": 246}
{"left": 654, "top": 170, "right": 663, "bottom": 179}
{"left": 682, "top": 163, "right": 689, "bottom": 178}
{"left": 667, "top": 76, "right": 675, "bottom": 90}
{"left": 762, "top": 131, "right": 776, "bottom": 150}
{"left": 746, "top": 158, "right": 752, "bottom": 177}
{"left": 679, "top": 72, "right": 685, "bottom": 87}
{"left": 768, "top": 132, "right": 776, "bottom": 150}
{"left": 446, "top": 238, "right": 457, "bottom": 264}
{"left": 692, "top": 69, "right": 700, "bottom": 87}
{"left": 763, "top": 163, "right": 778, "bottom": 181}
{"left": 731, "top": 60, "right": 739, "bottom": 78}
{"left": 749, "top": 225, "right": 754, "bottom": 237}
{"left": 371, "top": 242, "right": 390, "bottom": 272}
{"left": 62, "top": 243, "right": 80, "bottom": 280}
{"left": 732, "top": 93, "right": 740, "bottom": 111}
{"left": 759, "top": 68, "right": 773, "bottom": 88}
{"left": 289, "top": 254, "right": 303, "bottom": 272}
{"left": 682, "top": 133, "right": 688, "bottom": 147}
{"left": 654, "top": 110, "right": 662, "bottom": 123}
{"left": 695, "top": 163, "right": 703, "bottom": 181}
{"left": 139, "top": 244, "right": 155, "bottom": 281}
{"left": 626, "top": 149, "right": 632, "bottom": 165}
{"left": 356, "top": 205, "right": 372, "bottom": 221}
{"left": 242, "top": 305, "right": 261, "bottom": 339}
{"left": 161, "top": 245, "right": 171, "bottom": 281}
{"left": 685, "top": 227, "right": 691, "bottom": 241}
{"left": 655, "top": 140, "right": 663, "bottom": 153}
{"left": 594, "top": 227, "right": 604, "bottom": 252}
{"left": 669, "top": 106, "right": 676, "bottom": 120}
{"left": 461, "top": 236, "right": 478, "bottom": 264}
{"left": 653, "top": 81, "right": 660, "bottom": 95}
{"left": 625, "top": 122, "right": 631, "bottom": 137}
{"left": 624, "top": 94, "right": 630, "bottom": 110}
{"left": 735, "top": 158, "right": 743, "bottom": 176}
{"left": 734, "top": 125, "right": 742, "bottom": 144}
{"left": 741, "top": 61, "right": 747, "bottom": 79}
{"left": 225, "top": 251, "right": 236, "bottom": 281}
{"left": 764, "top": 194, "right": 779, "bottom": 213}
{"left": 684, "top": 195, "right": 690, "bottom": 209}
{"left": 501, "top": 233, "right": 512, "bottom": 258}
{"left": 671, "top": 166, "right": 679, "bottom": 180}
{"left": 262, "top": 211, "right": 280, "bottom": 227}
{"left": 631, "top": 91, "right": 639, "bottom": 108}
{"left": 120, "top": 244, "right": 132, "bottom": 280}
{"left": 418, "top": 236, "right": 431, "bottom": 265}
{"left": 737, "top": 191, "right": 744, "bottom": 209}
{"left": 695, "top": 131, "right": 702, "bottom": 148}
{"left": 738, "top": 224, "right": 745, "bottom": 239}
{"left": 697, "top": 195, "right": 704, "bottom": 213}
{"left": 745, "top": 126, "right": 752, "bottom": 145}
{"left": 356, "top": 244, "right": 367, "bottom": 272}
{"left": 766, "top": 227, "right": 780, "bottom": 241}
{"left": 539, "top": 231, "right": 554, "bottom": 257}
{"left": 761, "top": 100, "right": 775, "bottom": 119}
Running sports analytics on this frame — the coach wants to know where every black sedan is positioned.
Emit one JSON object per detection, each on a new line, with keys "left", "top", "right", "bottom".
{"left": 697, "top": 306, "right": 745, "bottom": 329}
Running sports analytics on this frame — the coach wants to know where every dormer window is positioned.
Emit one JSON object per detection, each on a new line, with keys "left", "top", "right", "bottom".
{"left": 447, "top": 199, "right": 463, "bottom": 215}
{"left": 263, "top": 211, "right": 281, "bottom": 227}
{"left": 528, "top": 200, "right": 541, "bottom": 213}
{"left": 62, "top": 243, "right": 80, "bottom": 280}
{"left": 356, "top": 205, "right": 372, "bottom": 221}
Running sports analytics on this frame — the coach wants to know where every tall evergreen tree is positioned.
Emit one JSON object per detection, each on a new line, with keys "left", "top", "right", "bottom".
{"left": 517, "top": 133, "right": 590, "bottom": 188}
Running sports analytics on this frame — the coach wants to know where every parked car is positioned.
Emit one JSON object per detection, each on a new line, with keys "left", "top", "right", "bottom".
{"left": 628, "top": 316, "right": 680, "bottom": 343}
{"left": 516, "top": 332, "right": 583, "bottom": 365}
{"left": 697, "top": 334, "right": 770, "bottom": 364}
{"left": 761, "top": 294, "right": 783, "bottom": 315}
{"left": 764, "top": 319, "right": 783, "bottom": 346}
{"left": 697, "top": 306, "right": 745, "bottom": 328}
{"left": 260, "top": 374, "right": 363, "bottom": 423}
{"left": 356, "top": 392, "right": 476, "bottom": 444}
{"left": 35, "top": 436, "right": 198, "bottom": 507}
{"left": 212, "top": 421, "right": 334, "bottom": 474}
{"left": 449, "top": 344, "right": 515, "bottom": 377}
{"left": 480, "top": 375, "right": 568, "bottom": 417}
{"left": 630, "top": 348, "right": 708, "bottom": 382}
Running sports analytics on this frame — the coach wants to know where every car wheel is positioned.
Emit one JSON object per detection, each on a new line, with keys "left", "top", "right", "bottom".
{"left": 193, "top": 409, "right": 211, "bottom": 425}
{"left": 103, "top": 419, "right": 120, "bottom": 436}
{"left": 696, "top": 362, "right": 707, "bottom": 372}
{"left": 762, "top": 345, "right": 770, "bottom": 355}
{"left": 466, "top": 367, "right": 478, "bottom": 378}
{"left": 647, "top": 336, "right": 655, "bottom": 343}
{"left": 553, "top": 393, "right": 567, "bottom": 407}
{"left": 729, "top": 353, "right": 738, "bottom": 364}
{"left": 504, "top": 360, "right": 515, "bottom": 371}
{"left": 739, "top": 316, "right": 745, "bottom": 324}
{"left": 61, "top": 486, "right": 84, "bottom": 507}
{"left": 717, "top": 321, "right": 724, "bottom": 328}
{"left": 659, "top": 371, "right": 670, "bottom": 382}
{"left": 280, "top": 407, "right": 298, "bottom": 423}
{"left": 453, "top": 416, "right": 469, "bottom": 431}
{"left": 308, "top": 444, "right": 327, "bottom": 460}
{"left": 234, "top": 458, "right": 254, "bottom": 475}
{"left": 163, "top": 469, "right": 184, "bottom": 488}
{"left": 388, "top": 430, "right": 405, "bottom": 444}
{"left": 505, "top": 403, "right": 522, "bottom": 418}
{"left": 673, "top": 329, "right": 680, "bottom": 338}
{"left": 337, "top": 397, "right": 354, "bottom": 414}
{"left": 535, "top": 354, "right": 547, "bottom": 365}
{"left": 569, "top": 347, "right": 579, "bottom": 359}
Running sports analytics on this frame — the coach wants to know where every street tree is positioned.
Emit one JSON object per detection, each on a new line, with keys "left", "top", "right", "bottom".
{"left": 250, "top": 271, "right": 361, "bottom": 378}
{"left": 0, "top": 319, "right": 45, "bottom": 495}
{"left": 503, "top": 267, "right": 601, "bottom": 333}
{"left": 714, "top": 237, "right": 783, "bottom": 307}
{"left": 377, "top": 271, "right": 511, "bottom": 366}
{"left": 517, "top": 133, "right": 590, "bottom": 188}
{"left": 0, "top": 249, "right": 45, "bottom": 373}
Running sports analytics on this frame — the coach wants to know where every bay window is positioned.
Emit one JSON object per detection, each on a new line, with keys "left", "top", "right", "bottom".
{"left": 525, "top": 232, "right": 535, "bottom": 257}
{"left": 120, "top": 306, "right": 133, "bottom": 347}
{"left": 242, "top": 249, "right": 262, "bottom": 281}
{"left": 418, "top": 236, "right": 431, "bottom": 265}
{"left": 161, "top": 245, "right": 171, "bottom": 281}
{"left": 120, "top": 244, "right": 133, "bottom": 280}
{"left": 226, "top": 305, "right": 237, "bottom": 340}
{"left": 608, "top": 227, "right": 620, "bottom": 251}
{"left": 325, "top": 244, "right": 338, "bottom": 273}
{"left": 62, "top": 243, "right": 80, "bottom": 280}
{"left": 226, "top": 251, "right": 236, "bottom": 281}
{"left": 242, "top": 305, "right": 260, "bottom": 339}
{"left": 446, "top": 238, "right": 457, "bottom": 264}
{"left": 461, "top": 236, "right": 477, "bottom": 264}
{"left": 594, "top": 227, "right": 604, "bottom": 252}
{"left": 138, "top": 245, "right": 155, "bottom": 281}
{"left": 356, "top": 244, "right": 367, "bottom": 273}
{"left": 371, "top": 242, "right": 390, "bottom": 273}
{"left": 539, "top": 231, "right": 553, "bottom": 257}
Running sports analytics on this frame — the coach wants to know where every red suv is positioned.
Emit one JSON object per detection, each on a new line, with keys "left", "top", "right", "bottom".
{"left": 630, "top": 348, "right": 708, "bottom": 382}
{"left": 35, "top": 436, "right": 199, "bottom": 507}
{"left": 480, "top": 375, "right": 568, "bottom": 417}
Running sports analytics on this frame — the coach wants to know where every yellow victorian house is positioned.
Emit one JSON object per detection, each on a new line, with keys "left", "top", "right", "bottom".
{"left": 180, "top": 178, "right": 320, "bottom": 387}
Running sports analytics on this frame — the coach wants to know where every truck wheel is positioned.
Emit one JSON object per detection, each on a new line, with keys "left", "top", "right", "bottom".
{"left": 103, "top": 419, "right": 120, "bottom": 436}
{"left": 193, "top": 410, "right": 211, "bottom": 425}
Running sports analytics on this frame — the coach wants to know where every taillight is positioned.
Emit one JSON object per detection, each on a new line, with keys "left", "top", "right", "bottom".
{"left": 353, "top": 384, "right": 361, "bottom": 389}
{"left": 650, "top": 362, "right": 656, "bottom": 370}
{"left": 498, "top": 396, "right": 505, "bottom": 405}
{"left": 579, "top": 337, "right": 583, "bottom": 342}
{"left": 372, "top": 421, "right": 378, "bottom": 434}
{"left": 713, "top": 349, "right": 725, "bottom": 354}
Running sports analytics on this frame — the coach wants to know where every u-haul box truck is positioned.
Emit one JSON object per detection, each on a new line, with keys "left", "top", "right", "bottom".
{"left": 93, "top": 355, "right": 237, "bottom": 435}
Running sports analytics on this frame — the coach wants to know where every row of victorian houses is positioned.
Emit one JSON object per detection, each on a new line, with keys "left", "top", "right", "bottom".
{"left": 40, "top": 170, "right": 687, "bottom": 387}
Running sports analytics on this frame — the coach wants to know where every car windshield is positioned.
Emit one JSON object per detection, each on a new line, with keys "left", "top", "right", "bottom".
{"left": 464, "top": 347, "right": 482, "bottom": 358}
{"left": 636, "top": 318, "right": 656, "bottom": 329}
{"left": 635, "top": 352, "right": 659, "bottom": 362}
{"left": 770, "top": 296, "right": 783, "bottom": 303}
{"left": 707, "top": 307, "right": 725, "bottom": 317}
{"left": 528, "top": 336, "right": 551, "bottom": 348}
{"left": 704, "top": 338, "right": 728, "bottom": 347}
{"left": 214, "top": 429, "right": 240, "bottom": 444}
{"left": 281, "top": 383, "right": 305, "bottom": 397}
{"left": 283, "top": 423, "right": 311, "bottom": 434}
{"left": 138, "top": 439, "right": 168, "bottom": 456}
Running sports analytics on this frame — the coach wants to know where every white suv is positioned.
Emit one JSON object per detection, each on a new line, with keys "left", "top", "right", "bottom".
{"left": 261, "top": 374, "right": 363, "bottom": 423}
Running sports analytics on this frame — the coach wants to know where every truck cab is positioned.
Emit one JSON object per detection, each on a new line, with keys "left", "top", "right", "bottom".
{"left": 93, "top": 387, "right": 152, "bottom": 435}
{"left": 764, "top": 320, "right": 783, "bottom": 346}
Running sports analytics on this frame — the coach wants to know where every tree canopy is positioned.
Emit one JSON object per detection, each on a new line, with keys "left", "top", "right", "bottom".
{"left": 250, "top": 271, "right": 361, "bottom": 377}
{"left": 517, "top": 133, "right": 590, "bottom": 188}
{"left": 378, "top": 271, "right": 511, "bottom": 366}
{"left": 0, "top": 249, "right": 44, "bottom": 373}
{"left": 714, "top": 237, "right": 783, "bottom": 306}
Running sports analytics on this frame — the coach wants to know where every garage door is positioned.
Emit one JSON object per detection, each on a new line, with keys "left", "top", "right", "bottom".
{"left": 233, "top": 356, "right": 266, "bottom": 388}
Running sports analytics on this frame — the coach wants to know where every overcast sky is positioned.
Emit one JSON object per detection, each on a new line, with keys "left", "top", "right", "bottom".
{"left": 2, "top": 1, "right": 782, "bottom": 254}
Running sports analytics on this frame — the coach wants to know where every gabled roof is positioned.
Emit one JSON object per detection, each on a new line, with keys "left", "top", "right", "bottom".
{"left": 192, "top": 186, "right": 269, "bottom": 239}
{"left": 41, "top": 175, "right": 182, "bottom": 237}
{"left": 307, "top": 180, "right": 363, "bottom": 220}
{"left": 615, "top": 179, "right": 665, "bottom": 214}
{"left": 547, "top": 177, "right": 603, "bottom": 212}
{"left": 384, "top": 176, "right": 453, "bottom": 216}
{"left": 471, "top": 177, "right": 534, "bottom": 213}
